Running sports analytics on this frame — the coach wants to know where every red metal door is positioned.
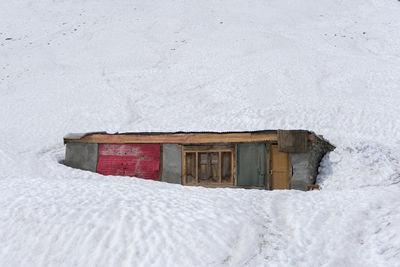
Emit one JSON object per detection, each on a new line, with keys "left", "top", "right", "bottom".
{"left": 96, "top": 144, "right": 160, "bottom": 180}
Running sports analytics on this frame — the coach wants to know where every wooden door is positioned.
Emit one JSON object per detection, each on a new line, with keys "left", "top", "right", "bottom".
{"left": 270, "top": 144, "right": 290, "bottom": 190}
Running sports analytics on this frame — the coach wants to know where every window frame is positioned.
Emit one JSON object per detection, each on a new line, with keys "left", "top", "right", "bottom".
{"left": 182, "top": 146, "right": 235, "bottom": 186}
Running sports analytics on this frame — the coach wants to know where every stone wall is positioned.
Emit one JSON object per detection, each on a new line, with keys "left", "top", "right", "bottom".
{"left": 161, "top": 144, "right": 182, "bottom": 184}
{"left": 290, "top": 141, "right": 331, "bottom": 191}
{"left": 64, "top": 142, "right": 98, "bottom": 172}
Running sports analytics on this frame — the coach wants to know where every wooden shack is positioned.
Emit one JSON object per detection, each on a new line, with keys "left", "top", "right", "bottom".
{"left": 63, "top": 130, "right": 334, "bottom": 191}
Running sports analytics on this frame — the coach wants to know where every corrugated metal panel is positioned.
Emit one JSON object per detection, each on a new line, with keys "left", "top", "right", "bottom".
{"left": 96, "top": 144, "right": 160, "bottom": 180}
{"left": 237, "top": 143, "right": 266, "bottom": 186}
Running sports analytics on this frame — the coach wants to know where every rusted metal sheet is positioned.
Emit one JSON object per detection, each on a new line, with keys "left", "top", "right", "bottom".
{"left": 96, "top": 144, "right": 160, "bottom": 180}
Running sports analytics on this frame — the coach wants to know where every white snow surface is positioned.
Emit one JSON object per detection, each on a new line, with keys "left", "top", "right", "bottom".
{"left": 1, "top": 0, "right": 400, "bottom": 266}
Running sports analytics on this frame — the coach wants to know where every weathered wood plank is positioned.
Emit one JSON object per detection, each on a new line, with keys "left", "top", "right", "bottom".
{"left": 181, "top": 146, "right": 186, "bottom": 185}
{"left": 65, "top": 132, "right": 285, "bottom": 144}
{"left": 218, "top": 152, "right": 222, "bottom": 184}
{"left": 195, "top": 152, "right": 198, "bottom": 184}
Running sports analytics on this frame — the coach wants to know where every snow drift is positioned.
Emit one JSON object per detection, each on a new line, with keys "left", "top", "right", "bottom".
{"left": 0, "top": 0, "right": 400, "bottom": 266}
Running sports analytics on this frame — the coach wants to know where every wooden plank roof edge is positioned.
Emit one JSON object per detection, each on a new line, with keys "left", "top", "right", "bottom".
{"left": 63, "top": 130, "right": 335, "bottom": 149}
{"left": 62, "top": 130, "right": 306, "bottom": 138}
{"left": 64, "top": 130, "right": 278, "bottom": 140}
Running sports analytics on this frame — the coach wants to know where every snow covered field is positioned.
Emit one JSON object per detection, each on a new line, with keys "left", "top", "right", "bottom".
{"left": 1, "top": 0, "right": 400, "bottom": 266}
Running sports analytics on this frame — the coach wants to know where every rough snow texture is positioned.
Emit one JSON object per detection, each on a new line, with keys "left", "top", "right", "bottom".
{"left": 1, "top": 0, "right": 400, "bottom": 266}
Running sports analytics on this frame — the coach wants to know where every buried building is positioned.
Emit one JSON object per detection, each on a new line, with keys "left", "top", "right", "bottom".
{"left": 63, "top": 130, "right": 334, "bottom": 191}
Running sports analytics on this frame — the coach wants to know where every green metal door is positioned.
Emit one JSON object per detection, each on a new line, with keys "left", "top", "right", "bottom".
{"left": 237, "top": 143, "right": 266, "bottom": 186}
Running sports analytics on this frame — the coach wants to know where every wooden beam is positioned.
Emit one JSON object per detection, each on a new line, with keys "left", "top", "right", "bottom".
{"left": 181, "top": 147, "right": 186, "bottom": 185}
{"left": 218, "top": 152, "right": 222, "bottom": 184}
{"left": 65, "top": 132, "right": 283, "bottom": 144}
{"left": 185, "top": 149, "right": 233, "bottom": 153}
{"left": 195, "top": 152, "right": 198, "bottom": 184}
{"left": 231, "top": 150, "right": 234, "bottom": 185}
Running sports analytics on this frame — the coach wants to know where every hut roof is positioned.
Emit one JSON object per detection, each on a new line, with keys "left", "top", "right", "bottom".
{"left": 64, "top": 129, "right": 335, "bottom": 150}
